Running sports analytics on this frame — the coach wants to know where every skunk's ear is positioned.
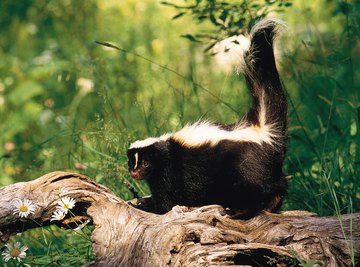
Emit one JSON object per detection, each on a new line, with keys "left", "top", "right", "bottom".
{"left": 151, "top": 140, "right": 170, "bottom": 158}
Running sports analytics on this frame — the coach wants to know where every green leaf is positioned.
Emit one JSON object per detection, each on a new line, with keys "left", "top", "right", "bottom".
{"left": 160, "top": 1, "right": 176, "bottom": 7}
{"left": 209, "top": 13, "right": 218, "bottom": 25}
{"left": 172, "top": 12, "right": 186, "bottom": 20}
{"left": 203, "top": 41, "right": 217, "bottom": 52}
{"left": 181, "top": 34, "right": 201, "bottom": 43}
{"left": 219, "top": 10, "right": 228, "bottom": 22}
{"left": 197, "top": 15, "right": 208, "bottom": 21}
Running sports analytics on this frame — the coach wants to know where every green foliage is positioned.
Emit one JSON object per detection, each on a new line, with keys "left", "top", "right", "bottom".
{"left": 0, "top": 225, "right": 94, "bottom": 266}
{"left": 0, "top": 0, "right": 359, "bottom": 265}
{"left": 162, "top": 0, "right": 293, "bottom": 51}
{"left": 282, "top": 0, "right": 360, "bottom": 218}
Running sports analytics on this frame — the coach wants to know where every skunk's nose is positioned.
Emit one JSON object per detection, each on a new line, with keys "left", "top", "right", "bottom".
{"left": 130, "top": 170, "right": 142, "bottom": 180}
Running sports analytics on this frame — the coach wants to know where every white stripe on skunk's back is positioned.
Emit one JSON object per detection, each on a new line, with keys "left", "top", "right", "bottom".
{"left": 129, "top": 120, "right": 279, "bottom": 150}
{"left": 172, "top": 121, "right": 278, "bottom": 148}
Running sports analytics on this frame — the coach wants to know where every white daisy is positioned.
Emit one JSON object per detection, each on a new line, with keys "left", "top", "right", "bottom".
{"left": 56, "top": 196, "right": 76, "bottom": 214}
{"left": 73, "top": 219, "right": 91, "bottom": 231}
{"left": 12, "top": 199, "right": 36, "bottom": 218}
{"left": 50, "top": 210, "right": 66, "bottom": 221}
{"left": 1, "top": 242, "right": 28, "bottom": 262}
{"left": 52, "top": 187, "right": 68, "bottom": 196}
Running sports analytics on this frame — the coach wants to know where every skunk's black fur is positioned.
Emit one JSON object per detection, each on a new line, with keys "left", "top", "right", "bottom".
{"left": 127, "top": 19, "right": 288, "bottom": 218}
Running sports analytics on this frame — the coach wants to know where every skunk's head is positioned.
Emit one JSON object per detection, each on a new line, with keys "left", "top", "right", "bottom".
{"left": 127, "top": 141, "right": 167, "bottom": 181}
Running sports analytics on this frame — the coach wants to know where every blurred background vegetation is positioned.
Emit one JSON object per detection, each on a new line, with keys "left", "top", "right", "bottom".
{"left": 0, "top": 0, "right": 359, "bottom": 265}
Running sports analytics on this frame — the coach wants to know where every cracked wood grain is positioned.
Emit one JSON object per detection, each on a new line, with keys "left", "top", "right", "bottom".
{"left": 0, "top": 172, "right": 359, "bottom": 266}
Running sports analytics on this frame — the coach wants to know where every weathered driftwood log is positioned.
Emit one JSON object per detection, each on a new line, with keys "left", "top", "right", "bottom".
{"left": 0, "top": 172, "right": 358, "bottom": 266}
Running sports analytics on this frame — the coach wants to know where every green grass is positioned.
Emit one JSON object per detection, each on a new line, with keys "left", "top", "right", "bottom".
{"left": 0, "top": 225, "right": 94, "bottom": 266}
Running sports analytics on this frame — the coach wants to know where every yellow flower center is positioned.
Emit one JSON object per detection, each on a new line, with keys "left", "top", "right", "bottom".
{"left": 19, "top": 205, "right": 29, "bottom": 212}
{"left": 10, "top": 248, "right": 21, "bottom": 257}
{"left": 64, "top": 204, "right": 69, "bottom": 209}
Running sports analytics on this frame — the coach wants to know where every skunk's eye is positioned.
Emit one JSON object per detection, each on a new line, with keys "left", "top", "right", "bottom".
{"left": 142, "top": 160, "right": 150, "bottom": 168}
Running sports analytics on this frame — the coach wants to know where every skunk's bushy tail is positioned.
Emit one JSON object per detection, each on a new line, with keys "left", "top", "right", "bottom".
{"left": 242, "top": 19, "right": 287, "bottom": 137}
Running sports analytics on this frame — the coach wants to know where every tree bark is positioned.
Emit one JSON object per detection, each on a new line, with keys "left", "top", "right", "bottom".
{"left": 0, "top": 172, "right": 358, "bottom": 266}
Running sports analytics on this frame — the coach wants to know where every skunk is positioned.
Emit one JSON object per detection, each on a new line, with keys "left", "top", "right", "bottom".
{"left": 127, "top": 19, "right": 288, "bottom": 218}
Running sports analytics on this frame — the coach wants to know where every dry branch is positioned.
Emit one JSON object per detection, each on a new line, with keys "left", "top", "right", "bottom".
{"left": 0, "top": 172, "right": 359, "bottom": 266}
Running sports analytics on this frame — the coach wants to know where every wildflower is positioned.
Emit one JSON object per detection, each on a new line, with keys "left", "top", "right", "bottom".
{"left": 74, "top": 219, "right": 91, "bottom": 231}
{"left": 74, "top": 162, "right": 87, "bottom": 170}
{"left": 52, "top": 187, "right": 68, "bottom": 196}
{"left": 56, "top": 196, "right": 76, "bottom": 214}
{"left": 2, "top": 242, "right": 28, "bottom": 262}
{"left": 4, "top": 142, "right": 15, "bottom": 152}
{"left": 50, "top": 210, "right": 66, "bottom": 221}
{"left": 76, "top": 77, "right": 94, "bottom": 95}
{"left": 12, "top": 199, "right": 36, "bottom": 218}
{"left": 44, "top": 98, "right": 54, "bottom": 108}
